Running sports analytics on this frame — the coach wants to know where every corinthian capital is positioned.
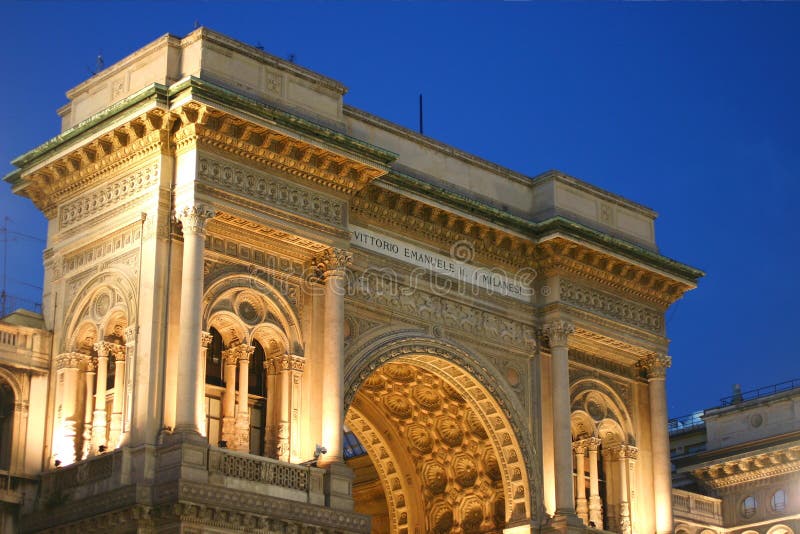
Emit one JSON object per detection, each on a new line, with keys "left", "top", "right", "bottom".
{"left": 55, "top": 352, "right": 84, "bottom": 370}
{"left": 175, "top": 204, "right": 216, "bottom": 235}
{"left": 316, "top": 247, "right": 352, "bottom": 279}
{"left": 544, "top": 320, "right": 574, "bottom": 348}
{"left": 637, "top": 353, "right": 671, "bottom": 379}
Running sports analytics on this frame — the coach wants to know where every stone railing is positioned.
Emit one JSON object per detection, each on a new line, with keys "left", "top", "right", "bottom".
{"left": 672, "top": 488, "right": 723, "bottom": 526}
{"left": 38, "top": 451, "right": 118, "bottom": 506}
{"left": 207, "top": 447, "right": 325, "bottom": 505}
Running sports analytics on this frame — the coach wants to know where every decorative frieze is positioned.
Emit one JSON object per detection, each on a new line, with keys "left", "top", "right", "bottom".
{"left": 59, "top": 164, "right": 160, "bottom": 230}
{"left": 61, "top": 226, "right": 142, "bottom": 276}
{"left": 559, "top": 280, "right": 663, "bottom": 334}
{"left": 198, "top": 156, "right": 346, "bottom": 227}
{"left": 350, "top": 276, "right": 536, "bottom": 353}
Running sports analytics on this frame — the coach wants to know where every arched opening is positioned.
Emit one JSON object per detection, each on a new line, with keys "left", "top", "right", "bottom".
{"left": 345, "top": 347, "right": 533, "bottom": 534}
{"left": 571, "top": 382, "right": 636, "bottom": 533}
{"left": 0, "top": 381, "right": 14, "bottom": 471}
{"left": 202, "top": 275, "right": 303, "bottom": 460}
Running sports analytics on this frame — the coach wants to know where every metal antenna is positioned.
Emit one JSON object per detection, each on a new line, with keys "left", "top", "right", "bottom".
{"left": 1, "top": 217, "right": 6, "bottom": 317}
{"left": 419, "top": 93, "right": 424, "bottom": 135}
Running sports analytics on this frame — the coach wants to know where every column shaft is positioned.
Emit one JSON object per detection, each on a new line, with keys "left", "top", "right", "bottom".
{"left": 108, "top": 352, "right": 125, "bottom": 448}
{"left": 278, "top": 359, "right": 291, "bottom": 461}
{"left": 319, "top": 249, "right": 349, "bottom": 466}
{"left": 546, "top": 320, "right": 576, "bottom": 516}
{"left": 639, "top": 354, "right": 673, "bottom": 534}
{"left": 92, "top": 349, "right": 109, "bottom": 452}
{"left": 221, "top": 350, "right": 237, "bottom": 446}
{"left": 574, "top": 443, "right": 588, "bottom": 523}
{"left": 174, "top": 204, "right": 215, "bottom": 434}
{"left": 588, "top": 439, "right": 603, "bottom": 529}
{"left": 82, "top": 364, "right": 96, "bottom": 460}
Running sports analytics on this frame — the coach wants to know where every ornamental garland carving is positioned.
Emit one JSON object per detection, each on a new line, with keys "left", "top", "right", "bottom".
{"left": 59, "top": 164, "right": 160, "bottom": 229}
{"left": 350, "top": 275, "right": 535, "bottom": 353}
{"left": 559, "top": 280, "right": 663, "bottom": 334}
{"left": 198, "top": 157, "right": 346, "bottom": 227}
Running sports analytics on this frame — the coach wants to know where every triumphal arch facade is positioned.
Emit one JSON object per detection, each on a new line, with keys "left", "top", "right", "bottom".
{"left": 5, "top": 29, "right": 702, "bottom": 534}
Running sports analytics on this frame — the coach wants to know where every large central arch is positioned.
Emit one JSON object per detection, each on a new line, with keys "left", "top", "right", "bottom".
{"left": 345, "top": 331, "right": 537, "bottom": 533}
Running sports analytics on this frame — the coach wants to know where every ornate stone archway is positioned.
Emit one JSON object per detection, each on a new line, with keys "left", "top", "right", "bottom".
{"left": 345, "top": 333, "right": 536, "bottom": 533}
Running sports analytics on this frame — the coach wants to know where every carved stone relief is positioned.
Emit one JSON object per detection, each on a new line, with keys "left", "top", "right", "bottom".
{"left": 349, "top": 275, "right": 535, "bottom": 354}
{"left": 198, "top": 156, "right": 346, "bottom": 227}
{"left": 59, "top": 164, "right": 160, "bottom": 229}
{"left": 560, "top": 279, "right": 663, "bottom": 334}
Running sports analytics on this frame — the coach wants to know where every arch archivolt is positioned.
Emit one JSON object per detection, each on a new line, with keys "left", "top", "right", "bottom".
{"left": 570, "top": 378, "right": 635, "bottom": 445}
{"left": 345, "top": 331, "right": 536, "bottom": 532}
{"left": 203, "top": 272, "right": 302, "bottom": 354}
{"left": 62, "top": 268, "right": 136, "bottom": 353}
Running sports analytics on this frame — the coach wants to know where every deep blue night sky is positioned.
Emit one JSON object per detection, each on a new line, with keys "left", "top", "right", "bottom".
{"left": 1, "top": 2, "right": 798, "bottom": 419}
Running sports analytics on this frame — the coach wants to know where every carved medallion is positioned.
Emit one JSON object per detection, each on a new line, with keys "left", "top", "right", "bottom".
{"left": 413, "top": 384, "right": 442, "bottom": 411}
{"left": 423, "top": 462, "right": 448, "bottom": 495}
{"left": 383, "top": 393, "right": 412, "bottom": 419}
{"left": 435, "top": 416, "right": 463, "bottom": 447}
{"left": 453, "top": 454, "right": 478, "bottom": 487}
{"left": 382, "top": 363, "right": 415, "bottom": 382}
{"left": 465, "top": 410, "right": 488, "bottom": 439}
{"left": 407, "top": 424, "right": 433, "bottom": 454}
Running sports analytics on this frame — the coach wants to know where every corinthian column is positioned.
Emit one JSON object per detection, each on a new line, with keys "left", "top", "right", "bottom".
{"left": 92, "top": 342, "right": 111, "bottom": 452}
{"left": 234, "top": 343, "right": 255, "bottom": 452}
{"left": 586, "top": 437, "right": 604, "bottom": 529}
{"left": 221, "top": 347, "right": 238, "bottom": 447}
{"left": 638, "top": 353, "right": 673, "bottom": 534}
{"left": 173, "top": 204, "right": 216, "bottom": 435}
{"left": 82, "top": 357, "right": 96, "bottom": 459}
{"left": 544, "top": 319, "right": 577, "bottom": 520}
{"left": 54, "top": 352, "right": 84, "bottom": 465}
{"left": 573, "top": 440, "right": 588, "bottom": 523}
{"left": 108, "top": 344, "right": 126, "bottom": 448}
{"left": 196, "top": 331, "right": 213, "bottom": 436}
{"left": 318, "top": 248, "right": 351, "bottom": 467}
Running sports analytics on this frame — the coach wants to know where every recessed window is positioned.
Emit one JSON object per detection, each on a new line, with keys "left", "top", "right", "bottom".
{"left": 771, "top": 489, "right": 786, "bottom": 512}
{"left": 741, "top": 496, "right": 757, "bottom": 518}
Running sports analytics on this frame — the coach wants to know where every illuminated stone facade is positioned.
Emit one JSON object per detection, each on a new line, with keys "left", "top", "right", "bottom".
{"left": 3, "top": 28, "right": 702, "bottom": 533}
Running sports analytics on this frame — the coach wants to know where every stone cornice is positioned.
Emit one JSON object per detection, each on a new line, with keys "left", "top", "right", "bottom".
{"left": 373, "top": 171, "right": 703, "bottom": 284}
{"left": 14, "top": 109, "right": 170, "bottom": 218}
{"left": 171, "top": 75, "right": 395, "bottom": 166}
{"left": 353, "top": 183, "right": 699, "bottom": 307}
{"left": 692, "top": 445, "right": 800, "bottom": 489}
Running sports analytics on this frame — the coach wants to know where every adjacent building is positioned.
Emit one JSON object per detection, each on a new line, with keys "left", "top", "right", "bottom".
{"left": 2, "top": 28, "right": 702, "bottom": 533}
{"left": 671, "top": 381, "right": 800, "bottom": 534}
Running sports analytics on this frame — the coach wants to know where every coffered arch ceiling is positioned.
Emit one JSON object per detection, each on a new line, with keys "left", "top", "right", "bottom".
{"left": 345, "top": 356, "right": 531, "bottom": 534}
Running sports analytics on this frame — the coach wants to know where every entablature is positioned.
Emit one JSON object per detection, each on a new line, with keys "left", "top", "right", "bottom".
{"left": 12, "top": 107, "right": 170, "bottom": 219}
{"left": 171, "top": 95, "right": 389, "bottom": 196}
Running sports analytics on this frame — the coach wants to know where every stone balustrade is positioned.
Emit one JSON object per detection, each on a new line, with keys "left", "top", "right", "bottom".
{"left": 672, "top": 488, "right": 723, "bottom": 526}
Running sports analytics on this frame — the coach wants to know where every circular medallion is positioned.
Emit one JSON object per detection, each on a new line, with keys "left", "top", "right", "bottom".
{"left": 382, "top": 363, "right": 415, "bottom": 382}
{"left": 413, "top": 384, "right": 443, "bottom": 411}
{"left": 423, "top": 462, "right": 447, "bottom": 494}
{"left": 407, "top": 424, "right": 433, "bottom": 453}
{"left": 465, "top": 410, "right": 488, "bottom": 438}
{"left": 383, "top": 393, "right": 412, "bottom": 419}
{"left": 453, "top": 454, "right": 478, "bottom": 487}
{"left": 435, "top": 416, "right": 464, "bottom": 447}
